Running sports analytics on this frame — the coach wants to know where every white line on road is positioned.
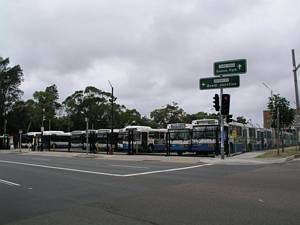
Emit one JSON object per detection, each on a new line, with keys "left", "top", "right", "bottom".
{"left": 110, "top": 164, "right": 150, "bottom": 169}
{"left": 0, "top": 160, "right": 212, "bottom": 177}
{"left": 0, "top": 178, "right": 20, "bottom": 187}
{"left": 123, "top": 164, "right": 213, "bottom": 177}
{"left": 0, "top": 160, "right": 124, "bottom": 177}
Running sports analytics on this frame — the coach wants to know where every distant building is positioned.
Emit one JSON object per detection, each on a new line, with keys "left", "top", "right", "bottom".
{"left": 263, "top": 110, "right": 271, "bottom": 128}
{"left": 264, "top": 109, "right": 299, "bottom": 129}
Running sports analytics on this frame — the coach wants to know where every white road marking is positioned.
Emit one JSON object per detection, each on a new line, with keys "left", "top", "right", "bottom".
{"left": 0, "top": 160, "right": 124, "bottom": 177}
{"left": 123, "top": 164, "right": 213, "bottom": 177}
{"left": 0, "top": 160, "right": 212, "bottom": 177}
{"left": 110, "top": 164, "right": 150, "bottom": 169}
{"left": 0, "top": 178, "right": 20, "bottom": 187}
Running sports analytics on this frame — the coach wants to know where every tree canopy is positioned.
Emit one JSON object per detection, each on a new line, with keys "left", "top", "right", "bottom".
{"left": 0, "top": 57, "right": 23, "bottom": 134}
{"left": 267, "top": 94, "right": 294, "bottom": 129}
{"left": 2, "top": 55, "right": 278, "bottom": 135}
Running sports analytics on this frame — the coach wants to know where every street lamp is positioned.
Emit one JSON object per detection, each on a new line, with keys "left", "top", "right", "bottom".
{"left": 262, "top": 82, "right": 274, "bottom": 128}
{"left": 292, "top": 49, "right": 300, "bottom": 148}
{"left": 108, "top": 80, "right": 114, "bottom": 154}
{"left": 292, "top": 49, "right": 300, "bottom": 110}
{"left": 85, "top": 117, "right": 89, "bottom": 154}
{"left": 41, "top": 108, "right": 45, "bottom": 151}
{"left": 19, "top": 130, "right": 22, "bottom": 152}
{"left": 262, "top": 82, "right": 280, "bottom": 155}
{"left": 262, "top": 82, "right": 273, "bottom": 97}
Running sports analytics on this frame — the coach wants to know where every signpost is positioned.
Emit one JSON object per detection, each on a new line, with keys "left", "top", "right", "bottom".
{"left": 200, "top": 75, "right": 240, "bottom": 90}
{"left": 214, "top": 59, "right": 247, "bottom": 75}
{"left": 199, "top": 58, "right": 247, "bottom": 160}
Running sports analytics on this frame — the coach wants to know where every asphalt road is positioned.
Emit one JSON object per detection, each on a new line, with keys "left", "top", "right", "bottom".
{"left": 0, "top": 153, "right": 299, "bottom": 225}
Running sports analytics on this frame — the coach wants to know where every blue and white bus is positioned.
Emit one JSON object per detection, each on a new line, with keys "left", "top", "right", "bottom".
{"left": 95, "top": 129, "right": 123, "bottom": 151}
{"left": 122, "top": 126, "right": 167, "bottom": 153}
{"left": 191, "top": 119, "right": 220, "bottom": 155}
{"left": 167, "top": 123, "right": 193, "bottom": 155}
{"left": 42, "top": 131, "right": 71, "bottom": 149}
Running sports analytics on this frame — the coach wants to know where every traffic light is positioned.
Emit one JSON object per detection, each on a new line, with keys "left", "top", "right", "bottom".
{"left": 221, "top": 94, "right": 230, "bottom": 115}
{"left": 213, "top": 94, "right": 220, "bottom": 111}
{"left": 226, "top": 114, "right": 233, "bottom": 123}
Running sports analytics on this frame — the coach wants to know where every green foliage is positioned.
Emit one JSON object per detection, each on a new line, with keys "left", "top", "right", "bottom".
{"left": 267, "top": 94, "right": 294, "bottom": 128}
{"left": 184, "top": 112, "right": 218, "bottom": 123}
{"left": 33, "top": 84, "right": 60, "bottom": 123}
{"left": 0, "top": 55, "right": 258, "bottom": 134}
{"left": 63, "top": 86, "right": 112, "bottom": 130}
{"left": 0, "top": 57, "right": 23, "bottom": 134}
{"left": 236, "top": 116, "right": 247, "bottom": 124}
{"left": 150, "top": 102, "right": 186, "bottom": 127}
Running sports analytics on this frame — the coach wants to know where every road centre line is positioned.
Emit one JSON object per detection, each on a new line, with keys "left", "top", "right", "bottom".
{"left": 0, "top": 160, "right": 212, "bottom": 177}
{"left": 0, "top": 178, "right": 21, "bottom": 187}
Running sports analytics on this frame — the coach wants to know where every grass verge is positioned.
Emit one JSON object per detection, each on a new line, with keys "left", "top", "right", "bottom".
{"left": 256, "top": 147, "right": 300, "bottom": 158}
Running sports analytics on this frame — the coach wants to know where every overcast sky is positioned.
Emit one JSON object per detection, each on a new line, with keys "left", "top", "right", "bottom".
{"left": 1, "top": 0, "right": 300, "bottom": 126}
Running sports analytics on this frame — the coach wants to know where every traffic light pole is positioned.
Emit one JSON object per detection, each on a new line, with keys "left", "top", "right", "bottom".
{"left": 220, "top": 87, "right": 225, "bottom": 159}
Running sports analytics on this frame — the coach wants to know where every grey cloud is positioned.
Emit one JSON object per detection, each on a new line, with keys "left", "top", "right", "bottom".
{"left": 1, "top": 0, "right": 300, "bottom": 126}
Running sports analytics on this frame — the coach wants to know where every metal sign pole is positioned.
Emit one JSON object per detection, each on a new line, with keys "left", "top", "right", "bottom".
{"left": 220, "top": 87, "right": 225, "bottom": 159}
{"left": 85, "top": 117, "right": 89, "bottom": 154}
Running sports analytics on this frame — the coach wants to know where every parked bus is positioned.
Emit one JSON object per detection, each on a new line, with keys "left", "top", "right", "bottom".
{"left": 70, "top": 130, "right": 96, "bottom": 150}
{"left": 21, "top": 132, "right": 41, "bottom": 149}
{"left": 148, "top": 128, "right": 168, "bottom": 152}
{"left": 191, "top": 119, "right": 221, "bottom": 155}
{"left": 0, "top": 134, "right": 10, "bottom": 149}
{"left": 122, "top": 126, "right": 167, "bottom": 153}
{"left": 70, "top": 130, "right": 86, "bottom": 149}
{"left": 42, "top": 131, "right": 71, "bottom": 149}
{"left": 167, "top": 123, "right": 192, "bottom": 155}
{"left": 94, "top": 129, "right": 123, "bottom": 152}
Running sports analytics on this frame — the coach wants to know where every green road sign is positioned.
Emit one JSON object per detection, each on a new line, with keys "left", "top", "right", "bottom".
{"left": 214, "top": 59, "right": 247, "bottom": 75}
{"left": 199, "top": 75, "right": 240, "bottom": 90}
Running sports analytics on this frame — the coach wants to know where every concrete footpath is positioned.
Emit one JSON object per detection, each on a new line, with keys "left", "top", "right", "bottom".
{"left": 1, "top": 148, "right": 299, "bottom": 165}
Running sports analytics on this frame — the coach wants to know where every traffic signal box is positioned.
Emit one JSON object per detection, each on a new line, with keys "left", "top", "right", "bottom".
{"left": 226, "top": 114, "right": 233, "bottom": 123}
{"left": 221, "top": 94, "right": 230, "bottom": 115}
{"left": 213, "top": 94, "right": 220, "bottom": 111}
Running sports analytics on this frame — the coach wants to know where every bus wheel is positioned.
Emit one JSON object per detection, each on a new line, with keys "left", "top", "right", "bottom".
{"left": 177, "top": 152, "right": 183, "bottom": 156}
{"left": 148, "top": 145, "right": 154, "bottom": 153}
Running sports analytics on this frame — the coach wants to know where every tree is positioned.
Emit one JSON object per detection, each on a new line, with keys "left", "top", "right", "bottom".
{"left": 236, "top": 116, "right": 247, "bottom": 124}
{"left": 33, "top": 84, "right": 61, "bottom": 130}
{"left": 184, "top": 112, "right": 218, "bottom": 123}
{"left": 267, "top": 94, "right": 294, "bottom": 152}
{"left": 150, "top": 102, "right": 186, "bottom": 127}
{"left": 0, "top": 57, "right": 23, "bottom": 134}
{"left": 267, "top": 94, "right": 294, "bottom": 129}
{"left": 63, "top": 86, "right": 112, "bottom": 130}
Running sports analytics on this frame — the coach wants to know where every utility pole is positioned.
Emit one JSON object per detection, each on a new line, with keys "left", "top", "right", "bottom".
{"left": 85, "top": 117, "right": 89, "bottom": 154}
{"left": 292, "top": 49, "right": 300, "bottom": 110}
{"left": 4, "top": 118, "right": 7, "bottom": 148}
{"left": 41, "top": 108, "right": 45, "bottom": 151}
{"left": 292, "top": 49, "right": 300, "bottom": 148}
{"left": 19, "top": 130, "right": 22, "bottom": 152}
{"left": 108, "top": 80, "right": 114, "bottom": 154}
{"left": 277, "top": 107, "right": 280, "bottom": 156}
